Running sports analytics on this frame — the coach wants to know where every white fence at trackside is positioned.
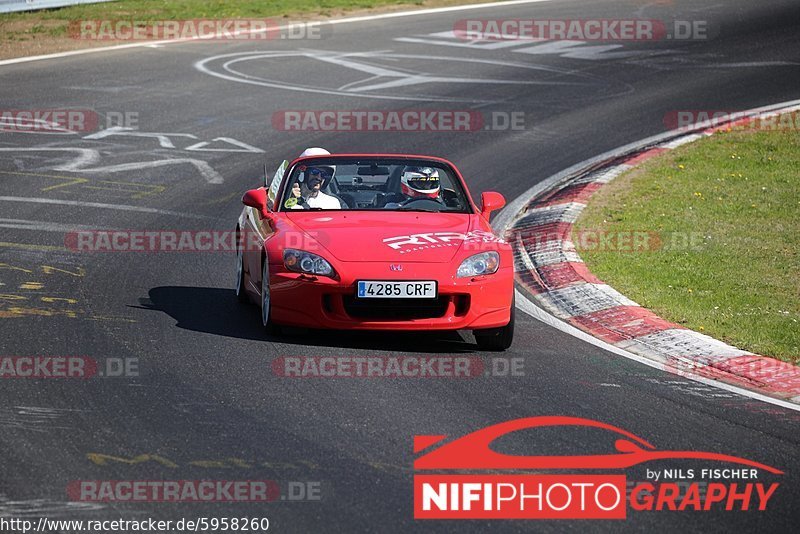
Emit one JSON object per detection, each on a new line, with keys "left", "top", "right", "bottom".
{"left": 0, "top": 0, "right": 115, "bottom": 14}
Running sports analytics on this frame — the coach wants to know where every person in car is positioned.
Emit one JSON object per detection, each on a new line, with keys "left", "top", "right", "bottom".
{"left": 289, "top": 148, "right": 342, "bottom": 210}
{"left": 384, "top": 166, "right": 443, "bottom": 209}
{"left": 301, "top": 166, "right": 341, "bottom": 209}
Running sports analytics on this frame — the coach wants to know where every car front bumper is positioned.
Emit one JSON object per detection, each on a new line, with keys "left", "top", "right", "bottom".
{"left": 268, "top": 261, "right": 513, "bottom": 330}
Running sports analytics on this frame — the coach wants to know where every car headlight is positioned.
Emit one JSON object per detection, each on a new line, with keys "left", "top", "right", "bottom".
{"left": 283, "top": 248, "right": 335, "bottom": 277}
{"left": 457, "top": 251, "right": 499, "bottom": 278}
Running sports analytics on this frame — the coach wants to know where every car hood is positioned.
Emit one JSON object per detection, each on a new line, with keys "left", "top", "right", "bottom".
{"left": 285, "top": 211, "right": 474, "bottom": 263}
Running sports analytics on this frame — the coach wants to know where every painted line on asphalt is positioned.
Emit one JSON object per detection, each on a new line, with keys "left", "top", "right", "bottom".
{"left": 0, "top": 147, "right": 224, "bottom": 184}
{"left": 0, "top": 196, "right": 214, "bottom": 220}
{"left": 0, "top": 0, "right": 555, "bottom": 68}
{"left": 0, "top": 241, "right": 68, "bottom": 252}
{"left": 0, "top": 217, "right": 117, "bottom": 233}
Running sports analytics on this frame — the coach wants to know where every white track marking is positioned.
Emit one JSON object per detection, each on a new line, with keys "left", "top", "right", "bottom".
{"left": 397, "top": 33, "right": 647, "bottom": 60}
{"left": 0, "top": 117, "right": 76, "bottom": 135}
{"left": 0, "top": 147, "right": 101, "bottom": 168}
{"left": 83, "top": 126, "right": 198, "bottom": 148}
{"left": 185, "top": 137, "right": 264, "bottom": 153}
{"left": 705, "top": 61, "right": 799, "bottom": 68}
{"left": 661, "top": 134, "right": 704, "bottom": 149}
{"left": 514, "top": 40, "right": 639, "bottom": 60}
{"left": 0, "top": 196, "right": 213, "bottom": 219}
{"left": 535, "top": 283, "right": 639, "bottom": 318}
{"left": 395, "top": 36, "right": 537, "bottom": 50}
{"left": 65, "top": 158, "right": 224, "bottom": 184}
{"left": 0, "top": 217, "right": 116, "bottom": 232}
{"left": 198, "top": 50, "right": 590, "bottom": 104}
{"left": 0, "top": 147, "right": 223, "bottom": 183}
{"left": 0, "top": 0, "right": 555, "bottom": 67}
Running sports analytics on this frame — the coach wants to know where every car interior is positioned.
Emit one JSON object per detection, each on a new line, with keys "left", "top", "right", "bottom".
{"left": 282, "top": 160, "right": 469, "bottom": 212}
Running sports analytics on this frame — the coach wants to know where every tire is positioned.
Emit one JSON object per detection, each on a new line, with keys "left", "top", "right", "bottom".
{"left": 474, "top": 295, "right": 515, "bottom": 351}
{"left": 260, "top": 259, "right": 280, "bottom": 335}
{"left": 235, "top": 229, "right": 248, "bottom": 303}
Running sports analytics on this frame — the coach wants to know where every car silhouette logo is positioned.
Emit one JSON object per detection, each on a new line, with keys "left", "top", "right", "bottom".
{"left": 413, "top": 416, "right": 783, "bottom": 473}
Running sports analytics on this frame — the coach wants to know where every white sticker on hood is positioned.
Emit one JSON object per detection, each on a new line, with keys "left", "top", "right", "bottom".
{"left": 383, "top": 230, "right": 505, "bottom": 253}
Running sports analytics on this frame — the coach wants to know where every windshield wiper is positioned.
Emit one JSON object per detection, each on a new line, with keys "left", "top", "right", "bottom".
{"left": 398, "top": 208, "right": 439, "bottom": 213}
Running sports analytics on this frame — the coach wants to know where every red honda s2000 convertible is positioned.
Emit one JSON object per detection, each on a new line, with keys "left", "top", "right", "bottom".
{"left": 234, "top": 152, "right": 515, "bottom": 350}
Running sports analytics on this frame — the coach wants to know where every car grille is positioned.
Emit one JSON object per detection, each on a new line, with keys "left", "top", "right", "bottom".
{"left": 342, "top": 295, "right": 450, "bottom": 320}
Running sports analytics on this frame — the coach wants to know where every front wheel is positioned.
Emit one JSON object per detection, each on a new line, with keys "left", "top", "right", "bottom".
{"left": 474, "top": 295, "right": 515, "bottom": 351}
{"left": 261, "top": 260, "right": 280, "bottom": 335}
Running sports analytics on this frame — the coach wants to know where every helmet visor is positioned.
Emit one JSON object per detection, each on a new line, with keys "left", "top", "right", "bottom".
{"left": 404, "top": 167, "right": 439, "bottom": 193}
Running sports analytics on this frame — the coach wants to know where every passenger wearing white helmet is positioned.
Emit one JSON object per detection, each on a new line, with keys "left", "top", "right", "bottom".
{"left": 299, "top": 147, "right": 330, "bottom": 158}
{"left": 289, "top": 147, "right": 342, "bottom": 210}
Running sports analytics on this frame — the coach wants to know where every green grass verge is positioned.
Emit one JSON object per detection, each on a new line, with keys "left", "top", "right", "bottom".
{"left": 574, "top": 120, "right": 800, "bottom": 363}
{"left": 1, "top": 0, "right": 426, "bottom": 21}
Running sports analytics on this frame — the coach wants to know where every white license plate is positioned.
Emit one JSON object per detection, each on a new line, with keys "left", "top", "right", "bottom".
{"left": 357, "top": 280, "right": 437, "bottom": 299}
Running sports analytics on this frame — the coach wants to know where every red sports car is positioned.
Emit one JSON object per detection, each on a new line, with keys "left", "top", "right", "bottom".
{"left": 234, "top": 153, "right": 515, "bottom": 350}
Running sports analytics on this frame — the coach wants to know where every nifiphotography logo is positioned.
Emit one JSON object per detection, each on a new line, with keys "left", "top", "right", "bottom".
{"left": 413, "top": 417, "right": 782, "bottom": 519}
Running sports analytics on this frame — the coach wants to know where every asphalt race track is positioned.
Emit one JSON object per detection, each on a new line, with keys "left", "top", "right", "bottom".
{"left": 1, "top": 0, "right": 799, "bottom": 531}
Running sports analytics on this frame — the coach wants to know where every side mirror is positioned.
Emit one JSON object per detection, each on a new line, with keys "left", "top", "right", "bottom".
{"left": 481, "top": 191, "right": 506, "bottom": 219}
{"left": 242, "top": 188, "right": 270, "bottom": 219}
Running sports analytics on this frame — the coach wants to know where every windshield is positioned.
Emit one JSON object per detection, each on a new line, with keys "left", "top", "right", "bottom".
{"left": 278, "top": 158, "right": 473, "bottom": 213}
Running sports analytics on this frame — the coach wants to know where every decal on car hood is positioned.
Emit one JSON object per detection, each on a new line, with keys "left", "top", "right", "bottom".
{"left": 384, "top": 230, "right": 505, "bottom": 253}
{"left": 285, "top": 212, "right": 478, "bottom": 262}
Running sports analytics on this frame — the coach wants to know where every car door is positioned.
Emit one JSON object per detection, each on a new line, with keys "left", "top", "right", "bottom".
{"left": 245, "top": 160, "right": 287, "bottom": 291}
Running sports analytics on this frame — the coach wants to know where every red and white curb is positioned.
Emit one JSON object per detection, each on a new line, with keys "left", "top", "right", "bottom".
{"left": 496, "top": 99, "right": 800, "bottom": 409}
